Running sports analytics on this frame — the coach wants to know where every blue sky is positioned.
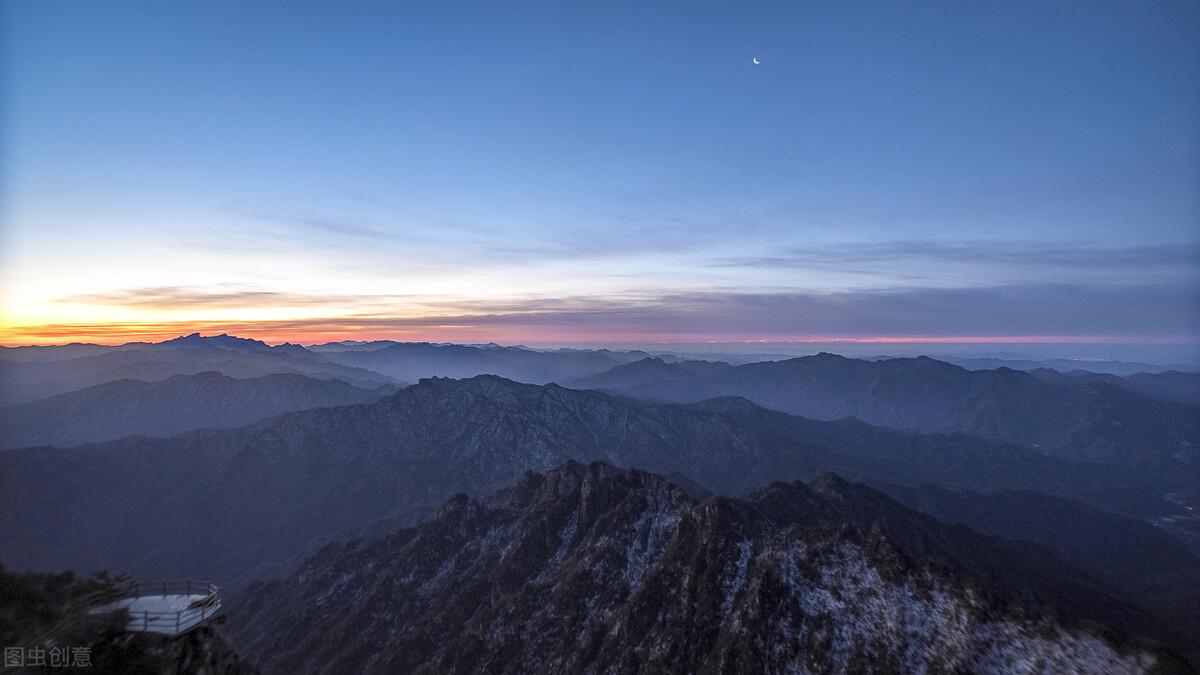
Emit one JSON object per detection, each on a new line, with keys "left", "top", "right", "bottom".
{"left": 2, "top": 0, "right": 1198, "bottom": 353}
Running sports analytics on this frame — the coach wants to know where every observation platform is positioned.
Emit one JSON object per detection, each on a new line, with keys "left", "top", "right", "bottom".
{"left": 89, "top": 580, "right": 223, "bottom": 636}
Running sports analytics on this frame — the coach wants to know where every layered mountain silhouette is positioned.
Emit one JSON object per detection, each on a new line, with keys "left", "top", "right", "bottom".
{"left": 939, "top": 355, "right": 1200, "bottom": 378}
{"left": 310, "top": 340, "right": 654, "bottom": 384}
{"left": 568, "top": 354, "right": 1200, "bottom": 494}
{"left": 1028, "top": 368, "right": 1200, "bottom": 407}
{"left": 2, "top": 376, "right": 1189, "bottom": 593}
{"left": 0, "top": 371, "right": 395, "bottom": 448}
{"left": 229, "top": 462, "right": 1190, "bottom": 674}
{"left": 0, "top": 334, "right": 659, "bottom": 406}
{"left": 0, "top": 333, "right": 395, "bottom": 405}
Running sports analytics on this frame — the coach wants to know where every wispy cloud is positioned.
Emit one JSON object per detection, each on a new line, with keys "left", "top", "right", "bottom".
{"left": 418, "top": 283, "right": 1200, "bottom": 338}
{"left": 11, "top": 282, "right": 1196, "bottom": 346}
{"left": 246, "top": 213, "right": 394, "bottom": 240}
{"left": 64, "top": 287, "right": 311, "bottom": 309}
{"left": 180, "top": 203, "right": 673, "bottom": 269}
{"left": 711, "top": 241, "right": 1200, "bottom": 284}
{"left": 60, "top": 286, "right": 421, "bottom": 310}
{"left": 204, "top": 199, "right": 764, "bottom": 267}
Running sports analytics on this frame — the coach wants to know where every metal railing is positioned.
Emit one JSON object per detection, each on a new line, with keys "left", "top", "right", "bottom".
{"left": 126, "top": 579, "right": 218, "bottom": 600}
{"left": 26, "top": 578, "right": 222, "bottom": 648}
{"left": 121, "top": 579, "right": 222, "bottom": 636}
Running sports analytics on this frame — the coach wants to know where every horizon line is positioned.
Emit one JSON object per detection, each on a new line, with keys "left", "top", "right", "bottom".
{"left": 2, "top": 330, "right": 1197, "bottom": 350}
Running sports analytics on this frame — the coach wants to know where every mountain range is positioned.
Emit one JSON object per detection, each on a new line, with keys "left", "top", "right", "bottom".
{"left": 1026, "top": 368, "right": 1200, "bottom": 407}
{"left": 308, "top": 340, "right": 654, "bottom": 384}
{"left": 0, "top": 374, "right": 1168, "bottom": 582}
{"left": 4, "top": 335, "right": 1199, "bottom": 670}
{"left": 567, "top": 354, "right": 1200, "bottom": 501}
{"left": 0, "top": 333, "right": 395, "bottom": 405}
{"left": 3, "top": 374, "right": 1197, "bottom": 664}
{"left": 228, "top": 462, "right": 1189, "bottom": 674}
{"left": 937, "top": 355, "right": 1200, "bottom": 377}
{"left": 0, "top": 334, "right": 657, "bottom": 406}
{"left": 0, "top": 371, "right": 396, "bottom": 448}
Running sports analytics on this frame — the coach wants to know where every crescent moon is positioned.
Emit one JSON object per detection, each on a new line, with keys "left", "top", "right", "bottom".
{"left": 752, "top": 58, "right": 761, "bottom": 65}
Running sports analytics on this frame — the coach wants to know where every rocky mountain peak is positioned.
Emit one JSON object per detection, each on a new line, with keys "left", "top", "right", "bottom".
{"left": 230, "top": 462, "right": 1175, "bottom": 674}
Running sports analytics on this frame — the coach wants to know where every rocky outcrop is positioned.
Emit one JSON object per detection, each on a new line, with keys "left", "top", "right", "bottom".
{"left": 229, "top": 463, "right": 1188, "bottom": 674}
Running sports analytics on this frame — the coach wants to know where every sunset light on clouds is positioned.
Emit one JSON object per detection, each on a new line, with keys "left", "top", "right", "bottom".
{"left": 2, "top": 1, "right": 1198, "bottom": 354}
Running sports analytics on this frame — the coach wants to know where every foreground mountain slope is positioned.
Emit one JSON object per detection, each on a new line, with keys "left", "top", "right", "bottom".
{"left": 0, "top": 371, "right": 395, "bottom": 448}
{"left": 229, "top": 463, "right": 1184, "bottom": 674}
{"left": 875, "top": 483, "right": 1200, "bottom": 585}
{"left": 875, "top": 482, "right": 1200, "bottom": 656}
{"left": 2, "top": 375, "right": 1167, "bottom": 591}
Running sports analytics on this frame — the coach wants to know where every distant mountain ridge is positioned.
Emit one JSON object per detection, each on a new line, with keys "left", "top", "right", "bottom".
{"left": 0, "top": 334, "right": 659, "bottom": 405}
{"left": 939, "top": 355, "right": 1200, "bottom": 377}
{"left": 229, "top": 462, "right": 1188, "bottom": 674}
{"left": 568, "top": 356, "right": 734, "bottom": 389}
{"left": 0, "top": 371, "right": 396, "bottom": 448}
{"left": 568, "top": 353, "right": 1200, "bottom": 487}
{"left": 310, "top": 340, "right": 654, "bottom": 384}
{"left": 1, "top": 375, "right": 1184, "bottom": 589}
{"left": 0, "top": 333, "right": 397, "bottom": 405}
{"left": 1027, "top": 368, "right": 1200, "bottom": 407}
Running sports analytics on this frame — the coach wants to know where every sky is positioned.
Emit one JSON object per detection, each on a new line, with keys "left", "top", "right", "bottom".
{"left": 2, "top": 0, "right": 1198, "bottom": 358}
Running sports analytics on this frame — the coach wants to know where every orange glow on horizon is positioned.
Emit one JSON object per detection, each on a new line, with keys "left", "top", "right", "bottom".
{"left": 0, "top": 318, "right": 1190, "bottom": 348}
